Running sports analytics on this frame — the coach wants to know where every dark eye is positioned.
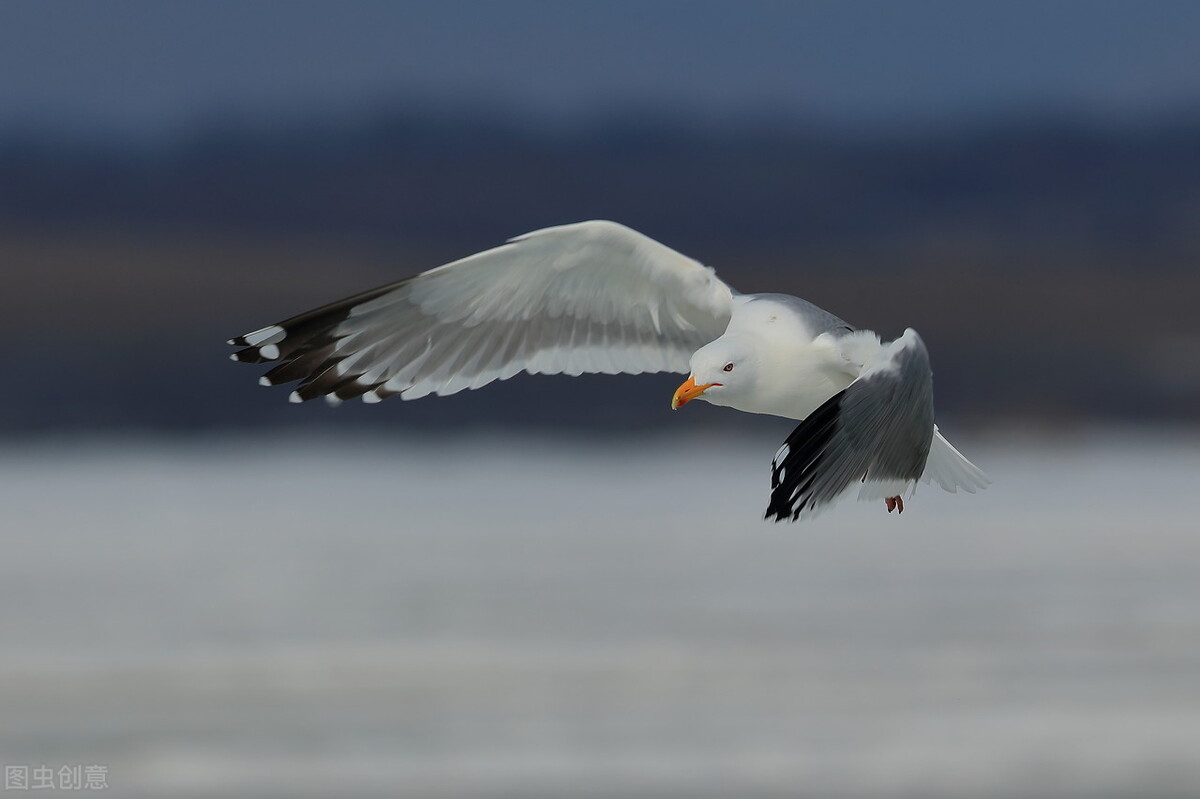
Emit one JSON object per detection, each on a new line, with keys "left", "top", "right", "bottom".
{"left": 723, "top": 362, "right": 734, "bottom": 372}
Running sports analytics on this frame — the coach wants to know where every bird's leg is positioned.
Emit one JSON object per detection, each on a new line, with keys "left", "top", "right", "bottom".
{"left": 884, "top": 496, "right": 904, "bottom": 514}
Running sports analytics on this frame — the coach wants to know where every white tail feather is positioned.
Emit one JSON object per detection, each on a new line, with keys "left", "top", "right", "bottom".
{"left": 858, "top": 478, "right": 918, "bottom": 501}
{"left": 921, "top": 426, "right": 990, "bottom": 494}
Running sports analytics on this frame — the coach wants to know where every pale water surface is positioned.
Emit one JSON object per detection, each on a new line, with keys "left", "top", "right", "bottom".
{"left": 1, "top": 431, "right": 1198, "bottom": 798}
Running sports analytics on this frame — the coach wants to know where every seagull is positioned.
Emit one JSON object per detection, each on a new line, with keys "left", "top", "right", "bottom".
{"left": 229, "top": 220, "right": 988, "bottom": 520}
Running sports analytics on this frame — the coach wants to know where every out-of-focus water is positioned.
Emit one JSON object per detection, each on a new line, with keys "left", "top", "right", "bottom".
{"left": 1, "top": 431, "right": 1198, "bottom": 798}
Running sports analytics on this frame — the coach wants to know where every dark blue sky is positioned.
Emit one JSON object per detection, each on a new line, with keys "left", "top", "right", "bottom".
{"left": 3, "top": 0, "right": 1200, "bottom": 137}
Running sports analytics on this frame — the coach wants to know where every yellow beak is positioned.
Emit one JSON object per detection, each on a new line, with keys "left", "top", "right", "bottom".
{"left": 671, "top": 375, "right": 719, "bottom": 409}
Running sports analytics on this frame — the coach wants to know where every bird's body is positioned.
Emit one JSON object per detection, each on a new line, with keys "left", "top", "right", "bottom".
{"left": 230, "top": 220, "right": 987, "bottom": 519}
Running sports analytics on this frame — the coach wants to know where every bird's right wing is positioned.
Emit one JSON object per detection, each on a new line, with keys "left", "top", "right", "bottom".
{"left": 229, "top": 220, "right": 735, "bottom": 403}
{"left": 765, "top": 329, "right": 936, "bottom": 521}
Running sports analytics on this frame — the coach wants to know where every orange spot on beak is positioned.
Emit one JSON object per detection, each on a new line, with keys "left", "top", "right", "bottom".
{"left": 671, "top": 376, "right": 719, "bottom": 409}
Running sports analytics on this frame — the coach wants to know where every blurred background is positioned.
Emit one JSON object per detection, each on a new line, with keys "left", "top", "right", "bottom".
{"left": 2, "top": 1, "right": 1198, "bottom": 797}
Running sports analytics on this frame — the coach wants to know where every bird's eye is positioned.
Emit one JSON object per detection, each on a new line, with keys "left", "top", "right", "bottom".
{"left": 723, "top": 362, "right": 734, "bottom": 372}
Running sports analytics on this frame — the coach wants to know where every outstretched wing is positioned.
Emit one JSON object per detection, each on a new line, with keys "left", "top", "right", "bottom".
{"left": 229, "top": 221, "right": 736, "bottom": 403}
{"left": 765, "top": 329, "right": 935, "bottom": 522}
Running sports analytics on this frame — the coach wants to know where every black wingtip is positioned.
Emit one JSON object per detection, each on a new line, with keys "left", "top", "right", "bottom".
{"left": 227, "top": 281, "right": 405, "bottom": 399}
{"left": 764, "top": 388, "right": 846, "bottom": 522}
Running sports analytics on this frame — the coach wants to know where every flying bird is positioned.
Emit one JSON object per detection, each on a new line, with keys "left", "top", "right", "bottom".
{"left": 229, "top": 220, "right": 987, "bottom": 520}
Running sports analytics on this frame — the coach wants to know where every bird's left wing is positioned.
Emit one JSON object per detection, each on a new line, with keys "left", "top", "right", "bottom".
{"left": 765, "top": 329, "right": 935, "bottom": 521}
{"left": 229, "top": 221, "right": 735, "bottom": 403}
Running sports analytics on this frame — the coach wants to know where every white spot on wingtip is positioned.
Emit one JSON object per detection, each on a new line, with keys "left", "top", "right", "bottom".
{"left": 226, "top": 338, "right": 237, "bottom": 346}
{"left": 362, "top": 392, "right": 381, "bottom": 404}
{"left": 324, "top": 394, "right": 342, "bottom": 407}
{"left": 229, "top": 353, "right": 240, "bottom": 361}
{"left": 288, "top": 391, "right": 303, "bottom": 403}
{"left": 258, "top": 376, "right": 272, "bottom": 386}
{"left": 259, "top": 344, "right": 281, "bottom": 360}
{"left": 244, "top": 325, "right": 285, "bottom": 347}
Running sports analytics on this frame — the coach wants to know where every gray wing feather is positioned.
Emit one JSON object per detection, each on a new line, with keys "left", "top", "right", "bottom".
{"left": 765, "top": 329, "right": 935, "bottom": 521}
{"left": 745, "top": 293, "right": 855, "bottom": 336}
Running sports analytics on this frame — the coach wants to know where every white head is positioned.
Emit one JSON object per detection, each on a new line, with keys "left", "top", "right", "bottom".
{"left": 671, "top": 334, "right": 762, "bottom": 411}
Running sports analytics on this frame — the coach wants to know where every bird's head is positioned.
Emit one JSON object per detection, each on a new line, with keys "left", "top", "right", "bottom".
{"left": 671, "top": 335, "right": 759, "bottom": 410}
